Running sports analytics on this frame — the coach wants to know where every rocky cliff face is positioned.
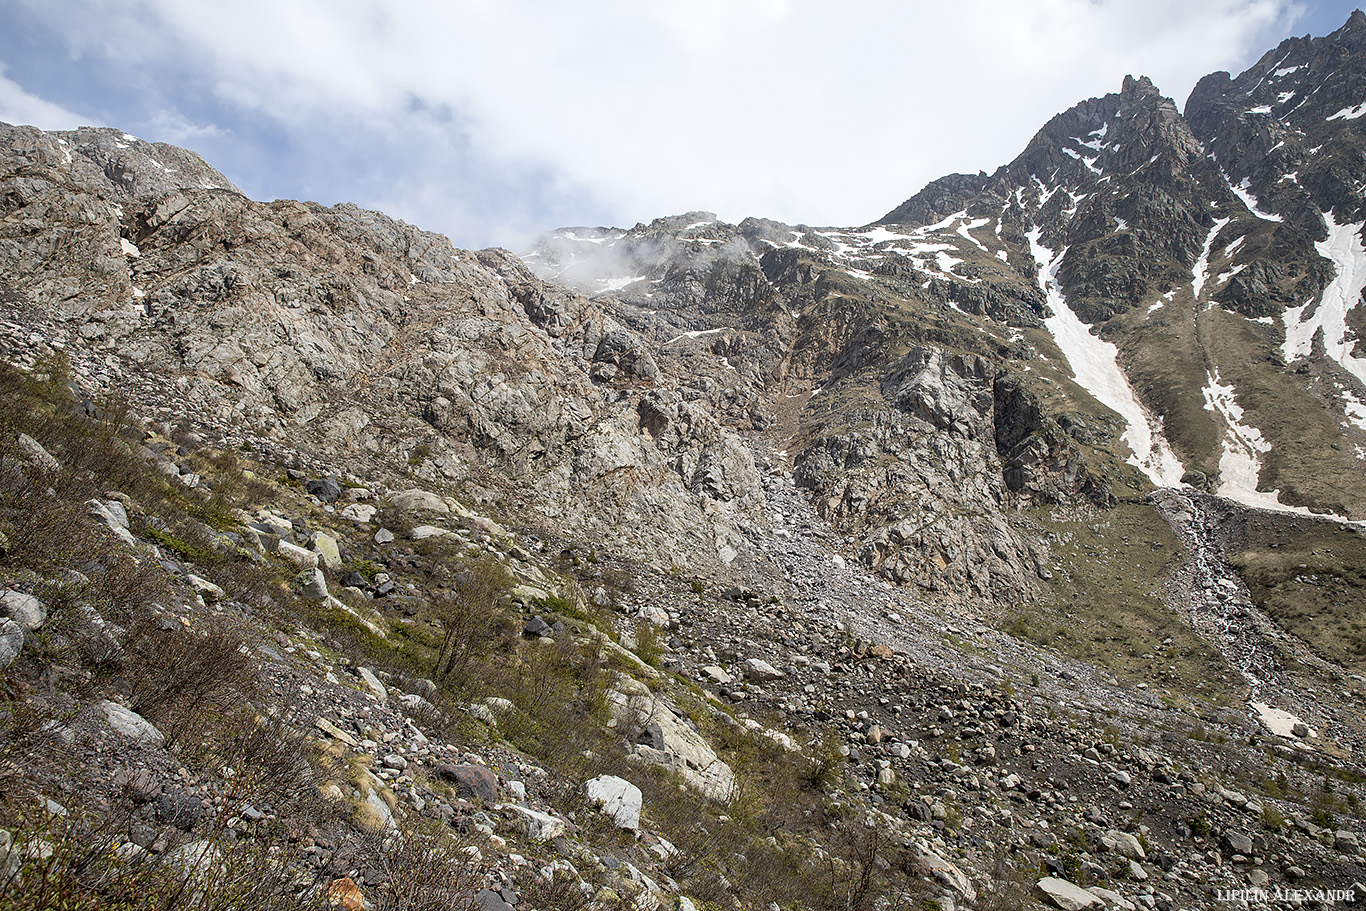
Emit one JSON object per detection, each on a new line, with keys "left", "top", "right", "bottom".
{"left": 0, "top": 125, "right": 773, "bottom": 576}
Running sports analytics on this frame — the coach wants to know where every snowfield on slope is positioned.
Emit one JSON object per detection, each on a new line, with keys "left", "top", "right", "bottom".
{"left": 1026, "top": 227, "right": 1186, "bottom": 487}
{"left": 1284, "top": 212, "right": 1366, "bottom": 388}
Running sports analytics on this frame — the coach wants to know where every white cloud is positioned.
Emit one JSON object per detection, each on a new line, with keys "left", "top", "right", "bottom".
{"left": 143, "top": 110, "right": 226, "bottom": 146}
{"left": 0, "top": 67, "right": 91, "bottom": 131}
{"left": 8, "top": 0, "right": 1315, "bottom": 244}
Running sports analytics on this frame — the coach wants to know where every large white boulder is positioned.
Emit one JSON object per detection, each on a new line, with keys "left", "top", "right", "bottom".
{"left": 587, "top": 775, "right": 642, "bottom": 830}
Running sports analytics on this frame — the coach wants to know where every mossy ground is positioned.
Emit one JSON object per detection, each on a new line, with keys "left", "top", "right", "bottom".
{"left": 1227, "top": 512, "right": 1366, "bottom": 677}
{"left": 1009, "top": 502, "right": 1243, "bottom": 708}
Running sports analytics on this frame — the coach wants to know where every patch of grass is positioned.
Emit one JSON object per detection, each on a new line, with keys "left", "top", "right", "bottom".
{"left": 1228, "top": 513, "right": 1366, "bottom": 674}
{"left": 1014, "top": 501, "right": 1239, "bottom": 704}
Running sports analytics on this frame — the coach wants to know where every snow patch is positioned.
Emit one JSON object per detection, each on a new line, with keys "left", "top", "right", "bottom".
{"left": 119, "top": 238, "right": 141, "bottom": 258}
{"left": 1114, "top": 217, "right": 1129, "bottom": 231}
{"left": 1202, "top": 369, "right": 1273, "bottom": 507}
{"left": 1251, "top": 702, "right": 1315, "bottom": 739}
{"left": 1147, "top": 301, "right": 1165, "bottom": 314}
{"left": 955, "top": 218, "right": 990, "bottom": 252}
{"left": 1199, "top": 370, "right": 1353, "bottom": 522}
{"left": 1339, "top": 385, "right": 1366, "bottom": 431}
{"left": 1227, "top": 176, "right": 1282, "bottom": 222}
{"left": 1027, "top": 228, "right": 1185, "bottom": 487}
{"left": 664, "top": 327, "right": 734, "bottom": 346}
{"left": 1328, "top": 102, "right": 1366, "bottom": 121}
{"left": 593, "top": 275, "right": 649, "bottom": 295}
{"left": 1273, "top": 65, "right": 1303, "bottom": 77}
{"left": 1191, "top": 218, "right": 1230, "bottom": 301}
{"left": 1213, "top": 263, "right": 1246, "bottom": 288}
{"left": 1283, "top": 212, "right": 1366, "bottom": 387}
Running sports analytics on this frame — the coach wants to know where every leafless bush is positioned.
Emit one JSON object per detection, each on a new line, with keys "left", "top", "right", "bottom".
{"left": 0, "top": 806, "right": 325, "bottom": 911}
{"left": 433, "top": 557, "right": 514, "bottom": 686}
{"left": 121, "top": 619, "right": 256, "bottom": 747}
{"left": 355, "top": 816, "right": 481, "bottom": 911}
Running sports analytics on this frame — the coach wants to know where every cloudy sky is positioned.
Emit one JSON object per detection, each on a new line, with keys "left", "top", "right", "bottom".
{"left": 0, "top": 1, "right": 1360, "bottom": 250}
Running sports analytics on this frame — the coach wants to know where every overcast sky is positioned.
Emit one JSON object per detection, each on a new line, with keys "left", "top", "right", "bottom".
{"left": 0, "top": 1, "right": 1361, "bottom": 250}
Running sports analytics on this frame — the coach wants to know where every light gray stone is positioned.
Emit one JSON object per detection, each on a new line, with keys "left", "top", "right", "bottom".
{"left": 911, "top": 842, "right": 977, "bottom": 901}
{"left": 0, "top": 591, "right": 45, "bottom": 630}
{"left": 88, "top": 499, "right": 136, "bottom": 545}
{"left": 499, "top": 803, "right": 565, "bottom": 841}
{"left": 310, "top": 531, "right": 342, "bottom": 569}
{"left": 391, "top": 489, "right": 449, "bottom": 514}
{"left": 276, "top": 540, "right": 319, "bottom": 569}
{"left": 340, "top": 502, "right": 376, "bottom": 523}
{"left": 587, "top": 774, "right": 643, "bottom": 829}
{"left": 16, "top": 433, "right": 59, "bottom": 473}
{"left": 358, "top": 666, "right": 388, "bottom": 701}
{"left": 0, "top": 619, "right": 24, "bottom": 669}
{"left": 99, "top": 700, "right": 165, "bottom": 747}
{"left": 1036, "top": 877, "right": 1101, "bottom": 910}
{"left": 299, "top": 568, "right": 328, "bottom": 601}
{"left": 1103, "top": 829, "right": 1146, "bottom": 861}
{"left": 740, "top": 657, "right": 784, "bottom": 681}
{"left": 186, "top": 574, "right": 225, "bottom": 603}
{"left": 608, "top": 688, "right": 734, "bottom": 800}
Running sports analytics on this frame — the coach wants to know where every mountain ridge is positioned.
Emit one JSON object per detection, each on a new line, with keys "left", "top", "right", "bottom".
{"left": 2, "top": 11, "right": 1366, "bottom": 908}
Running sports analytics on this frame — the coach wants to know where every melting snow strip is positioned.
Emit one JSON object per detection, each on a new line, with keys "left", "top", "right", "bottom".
{"left": 1284, "top": 212, "right": 1366, "bottom": 388}
{"left": 1026, "top": 227, "right": 1186, "bottom": 487}
{"left": 1225, "top": 174, "right": 1282, "bottom": 222}
{"left": 1201, "top": 368, "right": 1364, "bottom": 524}
{"left": 1191, "top": 218, "right": 1230, "bottom": 301}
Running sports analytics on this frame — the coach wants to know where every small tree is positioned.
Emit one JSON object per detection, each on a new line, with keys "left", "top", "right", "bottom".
{"left": 433, "top": 557, "right": 512, "bottom": 686}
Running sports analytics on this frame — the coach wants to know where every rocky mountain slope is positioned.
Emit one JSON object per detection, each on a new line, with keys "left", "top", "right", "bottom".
{"left": 2, "top": 10, "right": 1366, "bottom": 911}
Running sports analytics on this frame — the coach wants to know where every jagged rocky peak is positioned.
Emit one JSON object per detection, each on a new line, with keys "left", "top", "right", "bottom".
{"left": 1187, "top": 8, "right": 1366, "bottom": 228}
{"left": 875, "top": 172, "right": 990, "bottom": 228}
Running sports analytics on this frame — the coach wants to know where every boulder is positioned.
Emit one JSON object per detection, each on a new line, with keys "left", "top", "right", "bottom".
{"left": 499, "top": 804, "right": 564, "bottom": 841}
{"left": 0, "top": 619, "right": 24, "bottom": 668}
{"left": 340, "top": 503, "right": 376, "bottom": 524}
{"left": 1103, "top": 829, "right": 1145, "bottom": 861}
{"left": 0, "top": 591, "right": 45, "bottom": 631}
{"left": 740, "top": 657, "right": 784, "bottom": 681}
{"left": 436, "top": 763, "right": 498, "bottom": 804}
{"left": 16, "top": 433, "right": 59, "bottom": 473}
{"left": 305, "top": 477, "right": 342, "bottom": 503}
{"left": 608, "top": 687, "right": 735, "bottom": 800}
{"left": 701, "top": 665, "right": 732, "bottom": 685}
{"left": 1036, "top": 877, "right": 1101, "bottom": 910}
{"left": 99, "top": 701, "right": 165, "bottom": 747}
{"left": 391, "top": 489, "right": 449, "bottom": 514}
{"left": 298, "top": 568, "right": 329, "bottom": 601}
{"left": 277, "top": 540, "right": 319, "bottom": 570}
{"left": 310, "top": 531, "right": 342, "bottom": 569}
{"left": 357, "top": 666, "right": 388, "bottom": 701}
{"left": 1223, "top": 830, "right": 1253, "bottom": 856}
{"left": 911, "top": 842, "right": 977, "bottom": 901}
{"left": 87, "top": 499, "right": 136, "bottom": 545}
{"left": 586, "top": 774, "right": 643, "bottom": 829}
{"left": 186, "top": 574, "right": 226, "bottom": 604}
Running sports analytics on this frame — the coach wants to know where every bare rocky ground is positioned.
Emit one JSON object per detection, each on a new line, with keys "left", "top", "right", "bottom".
{"left": 0, "top": 312, "right": 1363, "bottom": 910}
